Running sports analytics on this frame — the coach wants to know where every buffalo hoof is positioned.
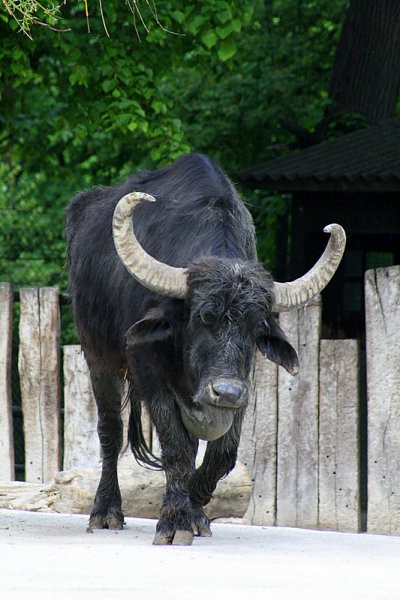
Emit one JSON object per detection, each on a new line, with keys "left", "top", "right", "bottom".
{"left": 193, "top": 507, "right": 212, "bottom": 537}
{"left": 153, "top": 529, "right": 194, "bottom": 546}
{"left": 89, "top": 508, "right": 124, "bottom": 530}
{"left": 196, "top": 522, "right": 212, "bottom": 537}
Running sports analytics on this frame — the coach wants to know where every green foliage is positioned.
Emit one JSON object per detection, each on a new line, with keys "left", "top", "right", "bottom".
{"left": 246, "top": 191, "right": 288, "bottom": 269}
{"left": 324, "top": 110, "right": 369, "bottom": 137}
{"left": 0, "top": 0, "right": 348, "bottom": 314}
{"left": 1, "top": 1, "right": 255, "bottom": 181}
{"left": 1, "top": 0, "right": 65, "bottom": 39}
{"left": 166, "top": 0, "right": 346, "bottom": 171}
{"left": 0, "top": 162, "right": 71, "bottom": 289}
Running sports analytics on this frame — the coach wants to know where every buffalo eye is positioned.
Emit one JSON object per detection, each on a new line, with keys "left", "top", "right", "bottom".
{"left": 199, "top": 306, "right": 215, "bottom": 324}
{"left": 192, "top": 301, "right": 218, "bottom": 325}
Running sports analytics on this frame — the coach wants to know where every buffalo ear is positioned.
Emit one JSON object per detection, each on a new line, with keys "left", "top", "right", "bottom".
{"left": 257, "top": 318, "right": 299, "bottom": 376}
{"left": 126, "top": 307, "right": 173, "bottom": 346}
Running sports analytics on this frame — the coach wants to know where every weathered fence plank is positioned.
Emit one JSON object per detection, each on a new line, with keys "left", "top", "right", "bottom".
{"left": 63, "top": 346, "right": 153, "bottom": 470}
{"left": 276, "top": 299, "right": 321, "bottom": 528}
{"left": 6, "top": 264, "right": 400, "bottom": 536}
{"left": 366, "top": 266, "right": 400, "bottom": 535}
{"left": 319, "top": 339, "right": 360, "bottom": 532}
{"left": 63, "top": 346, "right": 99, "bottom": 470}
{"left": 18, "top": 288, "right": 61, "bottom": 483}
{"left": 0, "top": 282, "right": 14, "bottom": 481}
{"left": 239, "top": 352, "right": 277, "bottom": 525}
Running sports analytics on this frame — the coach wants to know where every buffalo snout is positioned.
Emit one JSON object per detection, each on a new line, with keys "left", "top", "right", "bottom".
{"left": 210, "top": 379, "right": 248, "bottom": 409}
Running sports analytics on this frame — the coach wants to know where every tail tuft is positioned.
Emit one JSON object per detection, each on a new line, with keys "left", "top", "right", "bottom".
{"left": 126, "top": 383, "right": 163, "bottom": 470}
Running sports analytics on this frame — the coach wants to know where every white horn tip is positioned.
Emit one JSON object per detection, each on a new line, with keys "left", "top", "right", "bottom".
{"left": 122, "top": 192, "right": 156, "bottom": 204}
{"left": 323, "top": 223, "right": 345, "bottom": 236}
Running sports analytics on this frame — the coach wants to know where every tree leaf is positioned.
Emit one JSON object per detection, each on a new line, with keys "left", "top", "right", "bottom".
{"left": 202, "top": 30, "right": 218, "bottom": 49}
{"left": 217, "top": 37, "right": 237, "bottom": 61}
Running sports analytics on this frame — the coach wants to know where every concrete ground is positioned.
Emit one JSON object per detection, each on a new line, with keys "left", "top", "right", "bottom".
{"left": 1, "top": 509, "right": 400, "bottom": 599}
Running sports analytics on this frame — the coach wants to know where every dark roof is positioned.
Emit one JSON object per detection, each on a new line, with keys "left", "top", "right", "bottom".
{"left": 239, "top": 118, "right": 400, "bottom": 192}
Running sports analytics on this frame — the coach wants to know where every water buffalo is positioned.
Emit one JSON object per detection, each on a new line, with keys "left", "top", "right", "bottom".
{"left": 66, "top": 153, "right": 345, "bottom": 545}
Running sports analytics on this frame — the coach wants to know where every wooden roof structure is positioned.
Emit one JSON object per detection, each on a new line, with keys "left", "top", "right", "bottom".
{"left": 239, "top": 118, "right": 400, "bottom": 192}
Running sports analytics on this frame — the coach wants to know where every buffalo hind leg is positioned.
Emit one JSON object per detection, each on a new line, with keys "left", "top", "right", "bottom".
{"left": 150, "top": 398, "right": 199, "bottom": 545}
{"left": 88, "top": 369, "right": 124, "bottom": 530}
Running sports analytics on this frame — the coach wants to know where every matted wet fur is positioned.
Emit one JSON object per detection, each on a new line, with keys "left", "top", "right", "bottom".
{"left": 66, "top": 153, "right": 298, "bottom": 544}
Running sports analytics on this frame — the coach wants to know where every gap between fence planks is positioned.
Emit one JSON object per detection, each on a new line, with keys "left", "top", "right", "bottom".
{"left": 366, "top": 265, "right": 400, "bottom": 535}
{"left": 0, "top": 283, "right": 14, "bottom": 481}
{"left": 18, "top": 288, "right": 61, "bottom": 483}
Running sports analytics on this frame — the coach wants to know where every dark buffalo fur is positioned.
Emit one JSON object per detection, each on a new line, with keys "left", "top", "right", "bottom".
{"left": 66, "top": 153, "right": 298, "bottom": 544}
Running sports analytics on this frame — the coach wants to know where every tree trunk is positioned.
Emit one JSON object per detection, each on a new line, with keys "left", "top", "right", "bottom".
{"left": 329, "top": 0, "right": 400, "bottom": 123}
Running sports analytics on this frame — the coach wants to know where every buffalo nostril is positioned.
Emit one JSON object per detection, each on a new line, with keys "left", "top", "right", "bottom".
{"left": 211, "top": 380, "right": 244, "bottom": 405}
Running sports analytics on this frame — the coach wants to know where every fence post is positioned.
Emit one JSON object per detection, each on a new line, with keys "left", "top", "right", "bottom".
{"left": 63, "top": 345, "right": 100, "bottom": 470}
{"left": 276, "top": 298, "right": 321, "bottom": 528}
{"left": 319, "top": 339, "right": 360, "bottom": 532}
{"left": 63, "top": 346, "right": 153, "bottom": 469}
{"left": 0, "top": 282, "right": 14, "bottom": 481}
{"left": 239, "top": 352, "right": 277, "bottom": 525}
{"left": 18, "top": 287, "right": 61, "bottom": 483}
{"left": 366, "top": 265, "right": 400, "bottom": 535}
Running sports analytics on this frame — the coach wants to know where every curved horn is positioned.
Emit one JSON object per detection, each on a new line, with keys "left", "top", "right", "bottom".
{"left": 112, "top": 192, "right": 188, "bottom": 299}
{"left": 273, "top": 223, "right": 346, "bottom": 312}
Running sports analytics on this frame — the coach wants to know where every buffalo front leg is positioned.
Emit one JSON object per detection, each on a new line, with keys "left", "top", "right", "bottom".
{"left": 188, "top": 411, "right": 244, "bottom": 519}
{"left": 88, "top": 369, "right": 124, "bottom": 530}
{"left": 150, "top": 399, "right": 199, "bottom": 545}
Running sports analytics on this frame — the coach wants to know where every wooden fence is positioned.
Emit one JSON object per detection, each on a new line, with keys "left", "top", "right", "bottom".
{"left": 0, "top": 264, "right": 399, "bottom": 535}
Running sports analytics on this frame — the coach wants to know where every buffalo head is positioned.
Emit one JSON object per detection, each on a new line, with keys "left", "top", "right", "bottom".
{"left": 113, "top": 192, "right": 346, "bottom": 441}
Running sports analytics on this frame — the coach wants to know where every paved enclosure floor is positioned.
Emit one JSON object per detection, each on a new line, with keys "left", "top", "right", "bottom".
{"left": 1, "top": 509, "right": 400, "bottom": 599}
